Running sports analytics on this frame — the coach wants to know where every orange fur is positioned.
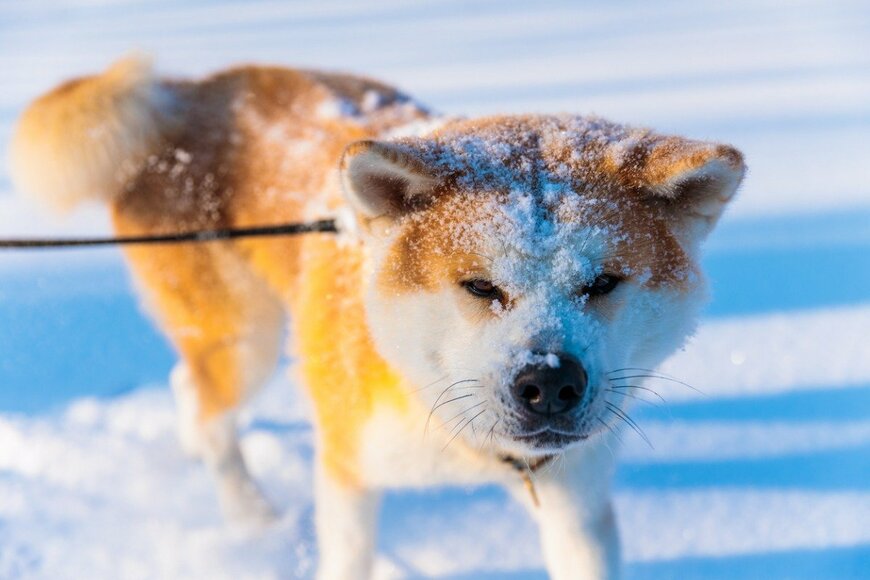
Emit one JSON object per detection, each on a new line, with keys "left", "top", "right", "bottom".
{"left": 292, "top": 235, "right": 410, "bottom": 483}
{"left": 12, "top": 59, "right": 428, "bottom": 486}
{"left": 11, "top": 59, "right": 743, "bottom": 491}
{"left": 10, "top": 56, "right": 180, "bottom": 211}
{"left": 109, "top": 65, "right": 424, "bottom": 485}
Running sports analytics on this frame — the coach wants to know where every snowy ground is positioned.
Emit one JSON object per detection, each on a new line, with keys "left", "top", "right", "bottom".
{"left": 1, "top": 1, "right": 869, "bottom": 578}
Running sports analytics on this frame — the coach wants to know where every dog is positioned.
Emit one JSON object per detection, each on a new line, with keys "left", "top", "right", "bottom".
{"left": 11, "top": 56, "right": 745, "bottom": 579}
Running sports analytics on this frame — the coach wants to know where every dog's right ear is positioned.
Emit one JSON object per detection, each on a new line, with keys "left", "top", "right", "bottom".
{"left": 340, "top": 140, "right": 440, "bottom": 222}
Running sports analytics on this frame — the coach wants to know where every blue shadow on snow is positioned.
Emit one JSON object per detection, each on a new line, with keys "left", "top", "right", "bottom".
{"left": 626, "top": 543, "right": 870, "bottom": 580}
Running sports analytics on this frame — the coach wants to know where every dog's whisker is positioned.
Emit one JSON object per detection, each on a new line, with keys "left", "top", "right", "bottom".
{"left": 440, "top": 401, "right": 486, "bottom": 434}
{"left": 442, "top": 408, "right": 487, "bottom": 452}
{"left": 606, "top": 367, "right": 686, "bottom": 380}
{"left": 435, "top": 407, "right": 474, "bottom": 430}
{"left": 607, "top": 366, "right": 655, "bottom": 374}
{"left": 605, "top": 388, "right": 662, "bottom": 407}
{"left": 609, "top": 374, "right": 702, "bottom": 394}
{"left": 596, "top": 416, "right": 625, "bottom": 448}
{"left": 448, "top": 401, "right": 486, "bottom": 435}
{"left": 410, "top": 374, "right": 450, "bottom": 393}
{"left": 424, "top": 392, "right": 476, "bottom": 438}
{"left": 469, "top": 409, "right": 487, "bottom": 438}
{"left": 595, "top": 418, "right": 622, "bottom": 460}
{"left": 606, "top": 385, "right": 666, "bottom": 405}
{"left": 606, "top": 368, "right": 703, "bottom": 395}
{"left": 481, "top": 417, "right": 501, "bottom": 452}
{"left": 428, "top": 379, "right": 478, "bottom": 414}
{"left": 605, "top": 402, "right": 653, "bottom": 449}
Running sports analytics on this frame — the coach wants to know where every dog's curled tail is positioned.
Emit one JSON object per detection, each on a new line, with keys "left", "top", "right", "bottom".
{"left": 10, "top": 55, "right": 179, "bottom": 212}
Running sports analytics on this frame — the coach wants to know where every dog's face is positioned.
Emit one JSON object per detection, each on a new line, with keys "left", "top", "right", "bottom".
{"left": 341, "top": 116, "right": 744, "bottom": 457}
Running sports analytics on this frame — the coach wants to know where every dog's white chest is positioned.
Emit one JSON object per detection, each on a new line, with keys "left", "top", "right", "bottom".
{"left": 357, "top": 406, "right": 508, "bottom": 489}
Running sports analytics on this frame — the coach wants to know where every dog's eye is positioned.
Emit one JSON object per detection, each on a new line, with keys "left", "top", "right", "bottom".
{"left": 463, "top": 279, "right": 499, "bottom": 298}
{"left": 581, "top": 274, "right": 621, "bottom": 298}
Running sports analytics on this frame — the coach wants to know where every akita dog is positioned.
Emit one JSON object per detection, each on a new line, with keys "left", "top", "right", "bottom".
{"left": 11, "top": 57, "right": 744, "bottom": 579}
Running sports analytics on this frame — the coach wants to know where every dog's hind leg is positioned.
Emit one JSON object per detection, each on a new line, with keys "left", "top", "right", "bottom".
{"left": 119, "top": 237, "right": 284, "bottom": 527}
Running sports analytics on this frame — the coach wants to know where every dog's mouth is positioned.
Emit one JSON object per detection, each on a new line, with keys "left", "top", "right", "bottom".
{"left": 512, "top": 428, "right": 587, "bottom": 450}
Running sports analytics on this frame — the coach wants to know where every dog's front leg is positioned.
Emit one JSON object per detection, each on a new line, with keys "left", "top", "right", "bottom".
{"left": 314, "top": 465, "right": 380, "bottom": 580}
{"left": 512, "top": 443, "right": 621, "bottom": 580}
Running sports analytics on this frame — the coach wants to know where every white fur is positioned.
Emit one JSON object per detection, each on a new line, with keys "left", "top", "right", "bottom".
{"left": 362, "top": 222, "right": 703, "bottom": 456}
{"left": 315, "top": 466, "right": 380, "bottom": 580}
{"left": 519, "top": 440, "right": 622, "bottom": 580}
{"left": 200, "top": 411, "right": 276, "bottom": 528}
{"left": 338, "top": 153, "right": 722, "bottom": 577}
{"left": 350, "top": 401, "right": 622, "bottom": 579}
{"left": 358, "top": 406, "right": 510, "bottom": 489}
{"left": 343, "top": 240, "right": 692, "bottom": 579}
{"left": 169, "top": 363, "right": 204, "bottom": 457}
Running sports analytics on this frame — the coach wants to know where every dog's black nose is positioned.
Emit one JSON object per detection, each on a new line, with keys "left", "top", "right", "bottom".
{"left": 511, "top": 353, "right": 587, "bottom": 415}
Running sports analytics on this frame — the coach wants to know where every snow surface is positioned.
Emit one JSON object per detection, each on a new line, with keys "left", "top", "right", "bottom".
{"left": 1, "top": 0, "right": 869, "bottom": 578}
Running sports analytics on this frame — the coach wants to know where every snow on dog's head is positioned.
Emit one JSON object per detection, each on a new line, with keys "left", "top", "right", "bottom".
{"left": 341, "top": 115, "right": 745, "bottom": 456}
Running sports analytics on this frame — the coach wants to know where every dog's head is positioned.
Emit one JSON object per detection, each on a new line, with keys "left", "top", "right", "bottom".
{"left": 340, "top": 115, "right": 744, "bottom": 457}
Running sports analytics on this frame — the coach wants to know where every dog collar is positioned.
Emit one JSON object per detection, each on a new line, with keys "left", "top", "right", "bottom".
{"left": 498, "top": 454, "right": 555, "bottom": 507}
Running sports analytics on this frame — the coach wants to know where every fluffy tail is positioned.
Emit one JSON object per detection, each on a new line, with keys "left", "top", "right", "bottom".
{"left": 9, "top": 56, "right": 178, "bottom": 212}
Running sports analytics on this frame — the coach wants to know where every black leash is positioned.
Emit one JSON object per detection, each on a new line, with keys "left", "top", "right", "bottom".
{"left": 0, "top": 219, "right": 339, "bottom": 249}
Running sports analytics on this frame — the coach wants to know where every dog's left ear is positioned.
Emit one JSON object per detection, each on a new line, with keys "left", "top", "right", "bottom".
{"left": 340, "top": 140, "right": 440, "bottom": 223}
{"left": 642, "top": 140, "right": 746, "bottom": 244}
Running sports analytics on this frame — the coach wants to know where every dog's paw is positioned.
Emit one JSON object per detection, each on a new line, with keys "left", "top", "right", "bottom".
{"left": 219, "top": 479, "right": 280, "bottom": 531}
{"left": 176, "top": 425, "right": 204, "bottom": 458}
